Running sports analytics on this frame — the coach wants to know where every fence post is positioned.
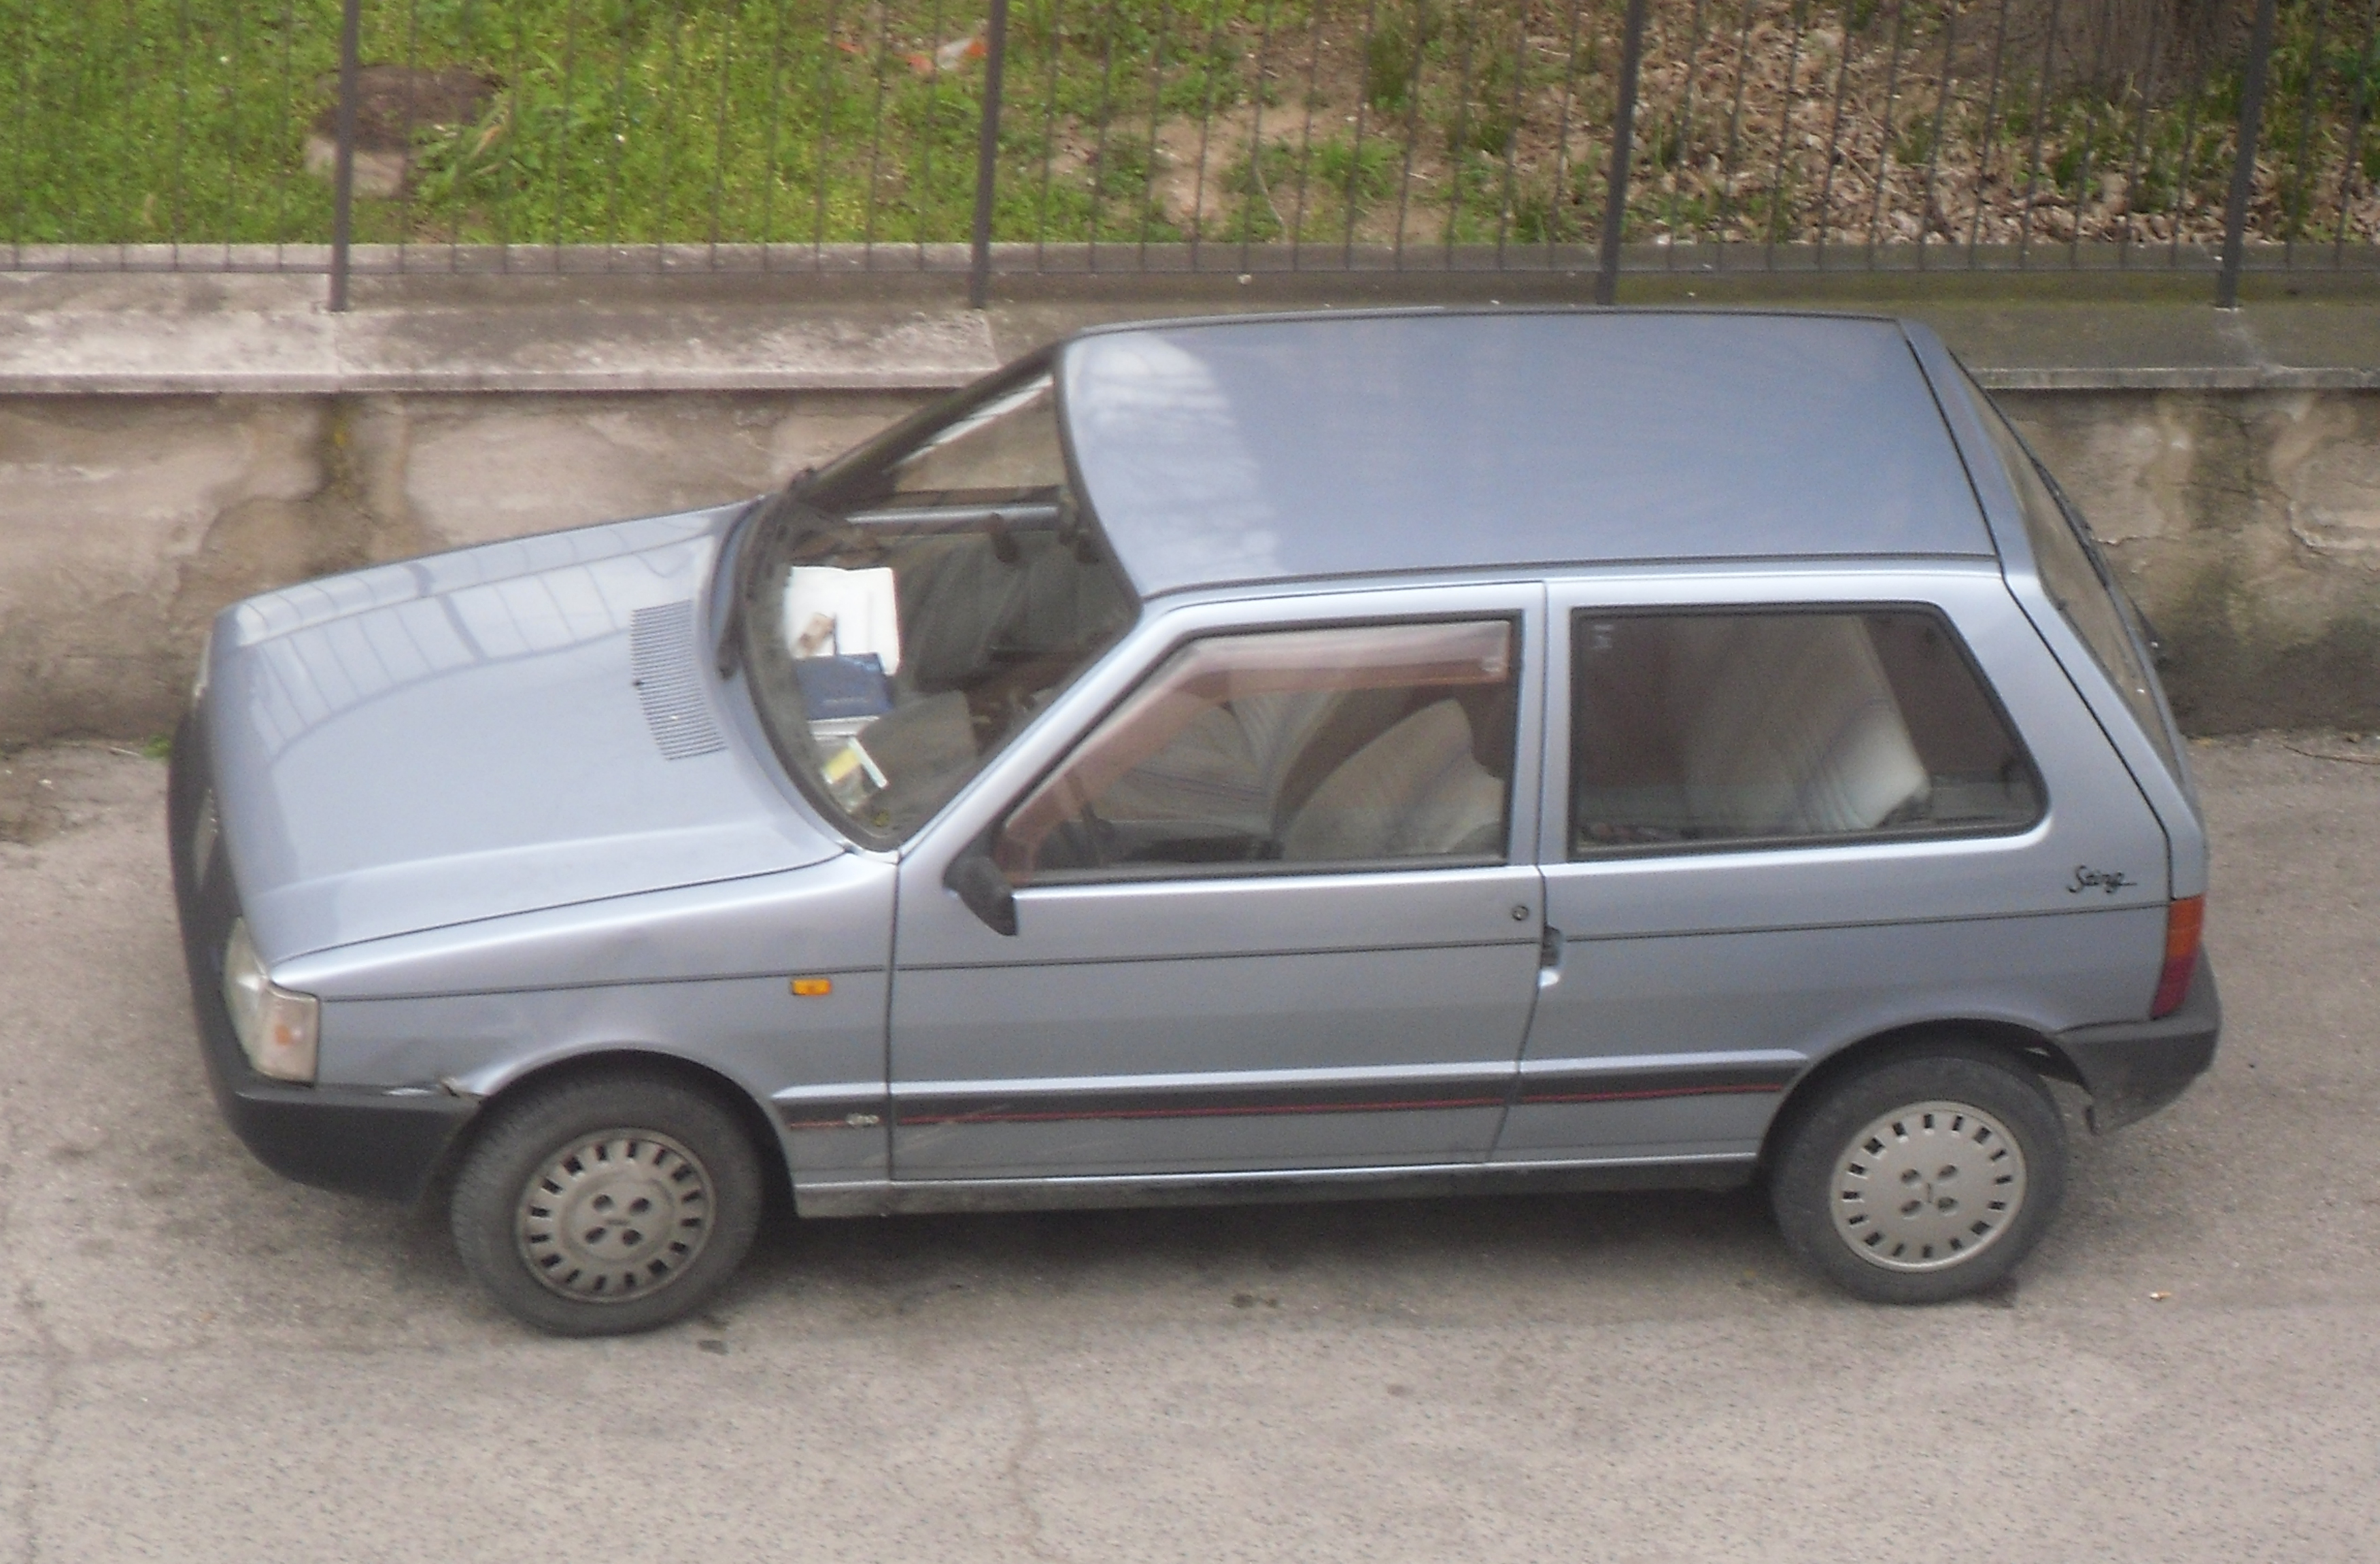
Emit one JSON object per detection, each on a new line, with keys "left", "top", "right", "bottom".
{"left": 328, "top": 0, "right": 363, "bottom": 313}
{"left": 2217, "top": 0, "right": 2280, "bottom": 309}
{"left": 968, "top": 0, "right": 1013, "bottom": 310}
{"left": 1596, "top": 0, "right": 1651, "bottom": 305}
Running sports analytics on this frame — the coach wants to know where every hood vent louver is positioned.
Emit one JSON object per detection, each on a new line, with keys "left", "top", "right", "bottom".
{"left": 630, "top": 602, "right": 728, "bottom": 761}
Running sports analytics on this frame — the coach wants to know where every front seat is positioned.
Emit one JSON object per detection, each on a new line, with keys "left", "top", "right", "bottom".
{"left": 1279, "top": 699, "right": 1506, "bottom": 862}
{"left": 1671, "top": 616, "right": 1931, "bottom": 838}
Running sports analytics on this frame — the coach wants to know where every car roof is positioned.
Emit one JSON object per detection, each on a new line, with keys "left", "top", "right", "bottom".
{"left": 1056, "top": 309, "right": 1996, "bottom": 598}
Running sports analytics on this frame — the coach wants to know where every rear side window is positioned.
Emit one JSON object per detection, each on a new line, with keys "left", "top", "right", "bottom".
{"left": 1569, "top": 609, "right": 2041, "bottom": 856}
{"left": 1968, "top": 384, "right": 2181, "bottom": 777}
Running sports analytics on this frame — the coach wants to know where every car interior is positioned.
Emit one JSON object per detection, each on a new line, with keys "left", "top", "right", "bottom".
{"left": 1570, "top": 610, "right": 2041, "bottom": 852}
{"left": 1005, "top": 634, "right": 1518, "bottom": 881}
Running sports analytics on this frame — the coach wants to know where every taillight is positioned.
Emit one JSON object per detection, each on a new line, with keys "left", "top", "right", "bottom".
{"left": 2151, "top": 896, "right": 2205, "bottom": 1019}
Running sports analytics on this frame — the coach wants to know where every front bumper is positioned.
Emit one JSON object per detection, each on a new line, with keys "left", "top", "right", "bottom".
{"left": 2054, "top": 955, "right": 2222, "bottom": 1135}
{"left": 168, "top": 709, "right": 477, "bottom": 1204}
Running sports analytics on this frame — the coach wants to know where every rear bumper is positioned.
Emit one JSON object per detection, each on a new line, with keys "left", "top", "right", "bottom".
{"left": 2054, "top": 955, "right": 2222, "bottom": 1135}
{"left": 169, "top": 709, "right": 477, "bottom": 1204}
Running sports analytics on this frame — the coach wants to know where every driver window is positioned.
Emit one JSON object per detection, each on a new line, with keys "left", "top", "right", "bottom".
{"left": 997, "top": 620, "right": 1518, "bottom": 885}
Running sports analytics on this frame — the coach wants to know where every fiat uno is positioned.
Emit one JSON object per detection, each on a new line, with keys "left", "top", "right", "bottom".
{"left": 170, "top": 309, "right": 2219, "bottom": 1334}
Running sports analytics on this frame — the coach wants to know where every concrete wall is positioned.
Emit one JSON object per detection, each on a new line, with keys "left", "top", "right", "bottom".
{"left": 2001, "top": 389, "right": 2380, "bottom": 734}
{"left": 1, "top": 381, "right": 2375, "bottom": 743}
{"left": 0, "top": 389, "right": 920, "bottom": 742}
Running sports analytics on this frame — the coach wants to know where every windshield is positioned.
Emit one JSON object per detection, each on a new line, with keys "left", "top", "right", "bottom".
{"left": 735, "top": 366, "right": 1138, "bottom": 846}
{"left": 1965, "top": 373, "right": 2183, "bottom": 780}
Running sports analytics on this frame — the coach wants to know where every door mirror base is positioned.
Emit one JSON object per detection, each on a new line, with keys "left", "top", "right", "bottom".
{"left": 945, "top": 851, "right": 1019, "bottom": 936}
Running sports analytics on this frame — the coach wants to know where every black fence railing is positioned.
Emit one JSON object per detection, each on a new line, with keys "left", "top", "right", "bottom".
{"left": 3, "top": 0, "right": 2374, "bottom": 305}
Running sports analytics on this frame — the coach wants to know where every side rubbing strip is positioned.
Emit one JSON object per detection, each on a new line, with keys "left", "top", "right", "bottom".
{"left": 778, "top": 1095, "right": 889, "bottom": 1132}
{"left": 1516, "top": 1058, "right": 1799, "bottom": 1107}
{"left": 630, "top": 601, "right": 727, "bottom": 761}
{"left": 895, "top": 1077, "right": 1513, "bottom": 1128}
{"left": 870, "top": 1061, "right": 1798, "bottom": 1133}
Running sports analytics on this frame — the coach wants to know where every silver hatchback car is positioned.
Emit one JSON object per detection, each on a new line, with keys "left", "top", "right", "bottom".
{"left": 171, "top": 309, "right": 2218, "bottom": 1335}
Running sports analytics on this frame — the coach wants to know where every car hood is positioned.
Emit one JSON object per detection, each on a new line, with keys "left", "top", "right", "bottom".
{"left": 205, "top": 502, "right": 845, "bottom": 962}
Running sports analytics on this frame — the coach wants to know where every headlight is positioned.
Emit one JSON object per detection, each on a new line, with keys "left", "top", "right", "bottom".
{"left": 221, "top": 920, "right": 319, "bottom": 1083}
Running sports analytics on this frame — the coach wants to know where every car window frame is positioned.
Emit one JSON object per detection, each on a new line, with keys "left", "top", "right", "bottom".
{"left": 1559, "top": 600, "right": 2050, "bottom": 863}
{"left": 800, "top": 350, "right": 1061, "bottom": 511}
{"left": 982, "top": 609, "right": 1531, "bottom": 889}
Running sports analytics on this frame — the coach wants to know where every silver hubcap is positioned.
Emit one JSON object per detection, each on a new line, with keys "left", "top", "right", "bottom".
{"left": 515, "top": 1130, "right": 715, "bottom": 1302}
{"left": 1829, "top": 1100, "right": 2028, "bottom": 1273}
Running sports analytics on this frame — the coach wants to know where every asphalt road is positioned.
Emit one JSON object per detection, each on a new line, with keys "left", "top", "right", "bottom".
{"left": 1, "top": 736, "right": 2375, "bottom": 1563}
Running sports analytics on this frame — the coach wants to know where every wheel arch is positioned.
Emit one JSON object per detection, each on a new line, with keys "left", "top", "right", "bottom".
{"left": 1760, "top": 1017, "right": 2083, "bottom": 1170}
{"left": 431, "top": 1047, "right": 793, "bottom": 1210}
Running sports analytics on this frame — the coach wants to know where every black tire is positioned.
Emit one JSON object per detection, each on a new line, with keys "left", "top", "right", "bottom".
{"left": 1770, "top": 1043, "right": 2067, "bottom": 1305}
{"left": 451, "top": 1071, "right": 765, "bottom": 1337}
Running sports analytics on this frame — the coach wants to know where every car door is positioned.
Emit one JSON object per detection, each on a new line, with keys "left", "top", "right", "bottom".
{"left": 886, "top": 584, "right": 1548, "bottom": 1185}
{"left": 1497, "top": 568, "right": 2172, "bottom": 1168}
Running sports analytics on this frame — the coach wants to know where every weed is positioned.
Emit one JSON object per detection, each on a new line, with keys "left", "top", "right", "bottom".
{"left": 1644, "top": 117, "right": 1683, "bottom": 172}
{"left": 1088, "top": 135, "right": 1155, "bottom": 199}
{"left": 1365, "top": 0, "right": 1440, "bottom": 112}
{"left": 1507, "top": 187, "right": 1567, "bottom": 243}
{"left": 1509, "top": 159, "right": 1596, "bottom": 244}
{"left": 1894, "top": 113, "right": 1936, "bottom": 169}
{"left": 1450, "top": 26, "right": 1523, "bottom": 157}
{"left": 2050, "top": 135, "right": 2086, "bottom": 191}
{"left": 1313, "top": 133, "right": 1400, "bottom": 210}
{"left": 1219, "top": 131, "right": 1398, "bottom": 241}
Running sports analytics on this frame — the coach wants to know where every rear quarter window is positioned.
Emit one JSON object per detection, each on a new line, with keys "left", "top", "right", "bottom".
{"left": 1569, "top": 607, "right": 2041, "bottom": 856}
{"left": 1966, "top": 381, "right": 2182, "bottom": 779}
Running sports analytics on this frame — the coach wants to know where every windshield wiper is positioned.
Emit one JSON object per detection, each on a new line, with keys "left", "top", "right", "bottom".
{"left": 713, "top": 498, "right": 766, "bottom": 679}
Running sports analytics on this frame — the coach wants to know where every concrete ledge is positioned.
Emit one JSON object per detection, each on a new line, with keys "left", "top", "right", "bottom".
{"left": 0, "top": 273, "right": 1001, "bottom": 396}
{"left": 8, "top": 270, "right": 2380, "bottom": 397}
{"left": 1984, "top": 369, "right": 2380, "bottom": 390}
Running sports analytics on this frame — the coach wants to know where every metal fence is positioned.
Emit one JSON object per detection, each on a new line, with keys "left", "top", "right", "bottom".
{"left": 1, "top": 0, "right": 2374, "bottom": 305}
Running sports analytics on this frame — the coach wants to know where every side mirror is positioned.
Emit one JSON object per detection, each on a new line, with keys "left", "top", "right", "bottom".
{"left": 944, "top": 850, "right": 1019, "bottom": 936}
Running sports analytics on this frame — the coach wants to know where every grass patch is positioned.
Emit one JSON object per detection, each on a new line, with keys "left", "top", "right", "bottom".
{"left": 1222, "top": 130, "right": 1400, "bottom": 241}
{"left": 0, "top": 0, "right": 1294, "bottom": 249}
{"left": 0, "top": 0, "right": 2368, "bottom": 255}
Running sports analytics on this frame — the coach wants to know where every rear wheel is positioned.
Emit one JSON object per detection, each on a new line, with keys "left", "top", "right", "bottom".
{"left": 1771, "top": 1045, "right": 2067, "bottom": 1304}
{"left": 451, "top": 1072, "right": 764, "bottom": 1336}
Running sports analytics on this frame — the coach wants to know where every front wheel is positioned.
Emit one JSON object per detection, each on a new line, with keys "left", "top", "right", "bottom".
{"left": 451, "top": 1072, "right": 765, "bottom": 1336}
{"left": 1771, "top": 1045, "right": 2068, "bottom": 1304}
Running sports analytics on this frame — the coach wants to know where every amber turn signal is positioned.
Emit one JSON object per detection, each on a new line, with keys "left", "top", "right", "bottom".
{"left": 2150, "top": 896, "right": 2204, "bottom": 1019}
{"left": 790, "top": 976, "right": 833, "bottom": 997}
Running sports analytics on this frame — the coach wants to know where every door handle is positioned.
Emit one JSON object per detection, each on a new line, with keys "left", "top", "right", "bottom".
{"left": 1537, "top": 925, "right": 1565, "bottom": 989}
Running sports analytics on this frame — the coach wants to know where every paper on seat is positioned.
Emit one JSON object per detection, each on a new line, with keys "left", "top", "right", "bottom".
{"left": 783, "top": 566, "right": 902, "bottom": 676}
